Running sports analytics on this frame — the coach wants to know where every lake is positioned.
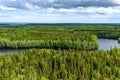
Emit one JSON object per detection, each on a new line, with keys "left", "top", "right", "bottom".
{"left": 0, "top": 49, "right": 26, "bottom": 54}
{"left": 98, "top": 39, "right": 120, "bottom": 50}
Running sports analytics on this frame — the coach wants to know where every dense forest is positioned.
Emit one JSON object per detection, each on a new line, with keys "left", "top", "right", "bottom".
{"left": 0, "top": 48, "right": 120, "bottom": 80}
{"left": 0, "top": 32, "right": 98, "bottom": 50}
{"left": 0, "top": 24, "right": 120, "bottom": 80}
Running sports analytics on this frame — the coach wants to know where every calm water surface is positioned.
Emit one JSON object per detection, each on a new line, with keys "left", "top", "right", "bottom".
{"left": 98, "top": 39, "right": 120, "bottom": 50}
{"left": 0, "top": 49, "right": 26, "bottom": 54}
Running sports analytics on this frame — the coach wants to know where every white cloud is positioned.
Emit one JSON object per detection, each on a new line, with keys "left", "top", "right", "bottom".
{"left": 0, "top": 0, "right": 119, "bottom": 15}
{"left": 112, "top": 0, "right": 120, "bottom": 4}
{"left": 7, "top": 0, "right": 16, "bottom": 2}
{"left": 0, "top": 0, "right": 120, "bottom": 10}
{"left": 47, "top": 0, "right": 56, "bottom": 3}
{"left": 0, "top": 5, "right": 17, "bottom": 10}
{"left": 25, "top": 3, "right": 40, "bottom": 9}
{"left": 46, "top": 6, "right": 120, "bottom": 14}
{"left": 0, "top": 14, "right": 9, "bottom": 17}
{"left": 0, "top": 0, "right": 120, "bottom": 15}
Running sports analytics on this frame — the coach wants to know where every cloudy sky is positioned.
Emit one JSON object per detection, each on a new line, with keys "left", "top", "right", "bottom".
{"left": 0, "top": 0, "right": 120, "bottom": 23}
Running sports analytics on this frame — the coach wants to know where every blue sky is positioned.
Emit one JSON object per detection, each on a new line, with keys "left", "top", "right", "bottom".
{"left": 0, "top": 0, "right": 120, "bottom": 23}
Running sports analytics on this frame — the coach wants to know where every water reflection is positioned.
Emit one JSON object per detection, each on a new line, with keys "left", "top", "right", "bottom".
{"left": 98, "top": 39, "right": 120, "bottom": 50}
{"left": 0, "top": 49, "right": 26, "bottom": 54}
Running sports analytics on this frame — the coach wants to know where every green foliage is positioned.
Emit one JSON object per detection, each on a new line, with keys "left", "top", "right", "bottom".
{"left": 118, "top": 38, "right": 120, "bottom": 43}
{"left": 0, "top": 48, "right": 120, "bottom": 80}
{"left": 0, "top": 26, "right": 98, "bottom": 50}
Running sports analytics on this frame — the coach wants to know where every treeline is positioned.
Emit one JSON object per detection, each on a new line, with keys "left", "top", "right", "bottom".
{"left": 0, "top": 24, "right": 120, "bottom": 40}
{"left": 0, "top": 48, "right": 120, "bottom": 80}
{"left": 0, "top": 32, "right": 98, "bottom": 50}
{"left": 93, "top": 31, "right": 120, "bottom": 39}
{"left": 0, "top": 31, "right": 94, "bottom": 41}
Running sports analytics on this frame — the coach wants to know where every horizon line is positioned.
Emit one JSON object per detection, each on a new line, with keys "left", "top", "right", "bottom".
{"left": 0, "top": 22, "right": 120, "bottom": 24}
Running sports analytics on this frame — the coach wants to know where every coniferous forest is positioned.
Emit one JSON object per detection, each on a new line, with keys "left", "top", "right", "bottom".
{"left": 0, "top": 24, "right": 120, "bottom": 80}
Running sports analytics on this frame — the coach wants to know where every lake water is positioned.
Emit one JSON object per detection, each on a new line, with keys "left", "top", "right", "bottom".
{"left": 0, "top": 49, "right": 26, "bottom": 54}
{"left": 98, "top": 39, "right": 120, "bottom": 50}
